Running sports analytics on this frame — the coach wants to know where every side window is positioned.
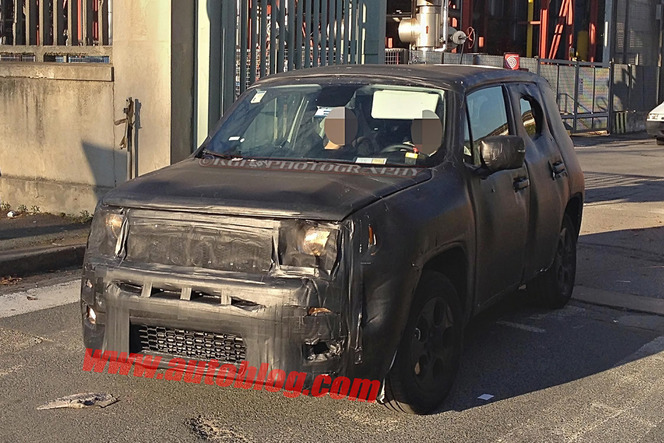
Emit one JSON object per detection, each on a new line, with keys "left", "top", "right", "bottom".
{"left": 519, "top": 96, "right": 544, "bottom": 139}
{"left": 465, "top": 86, "right": 510, "bottom": 164}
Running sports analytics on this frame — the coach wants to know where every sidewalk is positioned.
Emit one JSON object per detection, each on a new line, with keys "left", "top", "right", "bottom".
{"left": 573, "top": 131, "right": 664, "bottom": 315}
{"left": 0, "top": 210, "right": 90, "bottom": 278}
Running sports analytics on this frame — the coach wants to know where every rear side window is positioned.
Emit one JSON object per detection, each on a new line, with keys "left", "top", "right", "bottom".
{"left": 465, "top": 86, "right": 510, "bottom": 164}
{"left": 519, "top": 96, "right": 544, "bottom": 139}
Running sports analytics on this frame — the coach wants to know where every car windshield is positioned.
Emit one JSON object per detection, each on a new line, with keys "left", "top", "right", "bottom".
{"left": 203, "top": 83, "right": 447, "bottom": 166}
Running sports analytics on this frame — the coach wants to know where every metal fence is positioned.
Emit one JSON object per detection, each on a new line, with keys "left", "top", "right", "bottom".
{"left": 0, "top": 0, "right": 109, "bottom": 46}
{"left": 232, "top": 0, "right": 367, "bottom": 100}
{"left": 397, "top": 51, "right": 613, "bottom": 134}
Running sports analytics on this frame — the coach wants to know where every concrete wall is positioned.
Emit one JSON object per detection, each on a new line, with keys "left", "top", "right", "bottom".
{"left": 112, "top": 0, "right": 194, "bottom": 177}
{"left": 0, "top": 0, "right": 195, "bottom": 215}
{"left": 0, "top": 63, "right": 122, "bottom": 214}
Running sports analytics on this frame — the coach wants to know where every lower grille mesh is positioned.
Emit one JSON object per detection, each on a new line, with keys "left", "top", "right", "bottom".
{"left": 134, "top": 325, "right": 246, "bottom": 362}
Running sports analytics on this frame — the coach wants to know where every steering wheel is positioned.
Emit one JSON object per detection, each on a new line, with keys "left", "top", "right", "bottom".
{"left": 353, "top": 136, "right": 378, "bottom": 156}
{"left": 380, "top": 143, "right": 417, "bottom": 154}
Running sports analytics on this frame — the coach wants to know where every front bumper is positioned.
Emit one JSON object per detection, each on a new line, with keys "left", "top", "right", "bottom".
{"left": 81, "top": 263, "right": 350, "bottom": 380}
{"left": 646, "top": 120, "right": 664, "bottom": 138}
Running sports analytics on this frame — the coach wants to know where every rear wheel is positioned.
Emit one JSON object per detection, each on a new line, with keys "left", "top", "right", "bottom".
{"left": 529, "top": 214, "right": 577, "bottom": 308}
{"left": 384, "top": 272, "right": 463, "bottom": 414}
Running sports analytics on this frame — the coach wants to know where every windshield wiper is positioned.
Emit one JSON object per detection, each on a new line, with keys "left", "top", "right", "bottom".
{"left": 200, "top": 149, "right": 243, "bottom": 160}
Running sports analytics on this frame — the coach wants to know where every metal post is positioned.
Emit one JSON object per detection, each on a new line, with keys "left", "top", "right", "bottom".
{"left": 67, "top": 0, "right": 78, "bottom": 45}
{"left": 81, "top": 0, "right": 89, "bottom": 46}
{"left": 54, "top": 0, "right": 65, "bottom": 45}
{"left": 343, "top": 0, "right": 350, "bottom": 64}
{"left": 0, "top": 0, "right": 7, "bottom": 44}
{"left": 98, "top": 0, "right": 109, "bottom": 45}
{"left": 240, "top": 0, "right": 248, "bottom": 93}
{"left": 25, "top": 0, "right": 36, "bottom": 45}
{"left": 270, "top": 0, "right": 276, "bottom": 73}
{"left": 622, "top": 0, "right": 629, "bottom": 64}
{"left": 349, "top": 0, "right": 357, "bottom": 64}
{"left": 220, "top": 0, "right": 238, "bottom": 114}
{"left": 277, "top": 0, "right": 285, "bottom": 72}
{"left": 329, "top": 0, "right": 336, "bottom": 64}
{"left": 573, "top": 59, "right": 580, "bottom": 132}
{"left": 38, "top": 0, "right": 50, "bottom": 44}
{"left": 526, "top": 0, "right": 534, "bottom": 57}
{"left": 360, "top": 0, "right": 386, "bottom": 63}
{"left": 335, "top": 0, "right": 342, "bottom": 64}
{"left": 589, "top": 0, "right": 598, "bottom": 62}
{"left": 608, "top": 60, "right": 615, "bottom": 133}
{"left": 295, "top": 0, "right": 302, "bottom": 69}
{"left": 321, "top": 0, "right": 328, "bottom": 66}
{"left": 250, "top": 0, "right": 257, "bottom": 84}
{"left": 287, "top": 0, "right": 296, "bottom": 70}
{"left": 13, "top": 0, "right": 24, "bottom": 45}
{"left": 313, "top": 0, "right": 320, "bottom": 67}
{"left": 539, "top": 0, "right": 549, "bottom": 59}
{"left": 304, "top": 0, "right": 311, "bottom": 68}
{"left": 260, "top": 0, "right": 267, "bottom": 77}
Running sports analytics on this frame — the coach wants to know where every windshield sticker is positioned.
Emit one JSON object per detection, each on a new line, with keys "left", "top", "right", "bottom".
{"left": 315, "top": 107, "right": 333, "bottom": 117}
{"left": 251, "top": 90, "right": 267, "bottom": 103}
{"left": 356, "top": 157, "right": 387, "bottom": 165}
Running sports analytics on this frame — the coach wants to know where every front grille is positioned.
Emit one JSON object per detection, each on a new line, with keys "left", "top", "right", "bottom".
{"left": 124, "top": 213, "right": 274, "bottom": 274}
{"left": 133, "top": 324, "right": 247, "bottom": 363}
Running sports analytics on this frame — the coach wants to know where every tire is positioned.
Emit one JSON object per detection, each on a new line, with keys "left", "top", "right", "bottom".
{"left": 657, "top": 138, "right": 664, "bottom": 145}
{"left": 384, "top": 271, "right": 463, "bottom": 414}
{"left": 528, "top": 214, "right": 577, "bottom": 309}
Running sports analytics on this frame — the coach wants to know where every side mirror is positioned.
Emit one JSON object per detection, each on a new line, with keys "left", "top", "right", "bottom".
{"left": 479, "top": 136, "right": 526, "bottom": 173}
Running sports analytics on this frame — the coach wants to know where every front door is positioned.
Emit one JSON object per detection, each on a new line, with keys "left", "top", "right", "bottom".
{"left": 464, "top": 85, "right": 530, "bottom": 306}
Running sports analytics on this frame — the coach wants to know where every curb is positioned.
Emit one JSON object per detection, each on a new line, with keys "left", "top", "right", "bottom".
{"left": 573, "top": 285, "right": 664, "bottom": 317}
{"left": 0, "top": 245, "right": 86, "bottom": 277}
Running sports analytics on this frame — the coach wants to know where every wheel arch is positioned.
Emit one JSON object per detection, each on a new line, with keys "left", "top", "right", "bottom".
{"left": 564, "top": 194, "right": 583, "bottom": 237}
{"left": 422, "top": 246, "right": 470, "bottom": 323}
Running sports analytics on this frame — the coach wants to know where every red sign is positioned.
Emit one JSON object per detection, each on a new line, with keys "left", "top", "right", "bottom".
{"left": 504, "top": 53, "right": 520, "bottom": 70}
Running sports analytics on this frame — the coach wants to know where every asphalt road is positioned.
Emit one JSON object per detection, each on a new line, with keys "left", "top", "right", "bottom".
{"left": 1, "top": 134, "right": 663, "bottom": 442}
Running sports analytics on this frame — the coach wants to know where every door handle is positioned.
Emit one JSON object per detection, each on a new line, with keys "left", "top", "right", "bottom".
{"left": 550, "top": 160, "right": 567, "bottom": 179}
{"left": 513, "top": 177, "right": 530, "bottom": 191}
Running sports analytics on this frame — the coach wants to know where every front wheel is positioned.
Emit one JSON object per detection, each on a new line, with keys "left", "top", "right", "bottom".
{"left": 384, "top": 271, "right": 463, "bottom": 414}
{"left": 528, "top": 214, "right": 577, "bottom": 308}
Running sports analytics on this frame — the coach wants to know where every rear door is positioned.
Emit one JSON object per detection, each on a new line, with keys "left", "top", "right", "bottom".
{"left": 464, "top": 85, "right": 530, "bottom": 306}
{"left": 506, "top": 83, "right": 568, "bottom": 279}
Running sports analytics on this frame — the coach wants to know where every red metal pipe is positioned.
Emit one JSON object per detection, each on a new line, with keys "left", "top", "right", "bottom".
{"left": 589, "top": 0, "right": 598, "bottom": 62}
{"left": 539, "top": 0, "right": 550, "bottom": 59}
{"left": 462, "top": 0, "right": 472, "bottom": 33}
{"left": 565, "top": 0, "right": 574, "bottom": 59}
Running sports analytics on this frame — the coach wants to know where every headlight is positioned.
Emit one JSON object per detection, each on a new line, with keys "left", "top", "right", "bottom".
{"left": 106, "top": 213, "right": 125, "bottom": 239}
{"left": 87, "top": 207, "right": 126, "bottom": 257}
{"left": 300, "top": 227, "right": 334, "bottom": 256}
{"left": 279, "top": 222, "right": 339, "bottom": 275}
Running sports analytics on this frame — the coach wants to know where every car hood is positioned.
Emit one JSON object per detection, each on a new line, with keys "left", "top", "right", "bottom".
{"left": 102, "top": 158, "right": 431, "bottom": 221}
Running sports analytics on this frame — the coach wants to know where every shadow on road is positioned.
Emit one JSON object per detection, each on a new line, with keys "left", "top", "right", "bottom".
{"left": 437, "top": 290, "right": 663, "bottom": 413}
{"left": 584, "top": 171, "right": 664, "bottom": 204}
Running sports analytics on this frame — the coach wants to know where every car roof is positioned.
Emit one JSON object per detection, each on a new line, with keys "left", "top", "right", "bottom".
{"left": 254, "top": 64, "right": 542, "bottom": 93}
